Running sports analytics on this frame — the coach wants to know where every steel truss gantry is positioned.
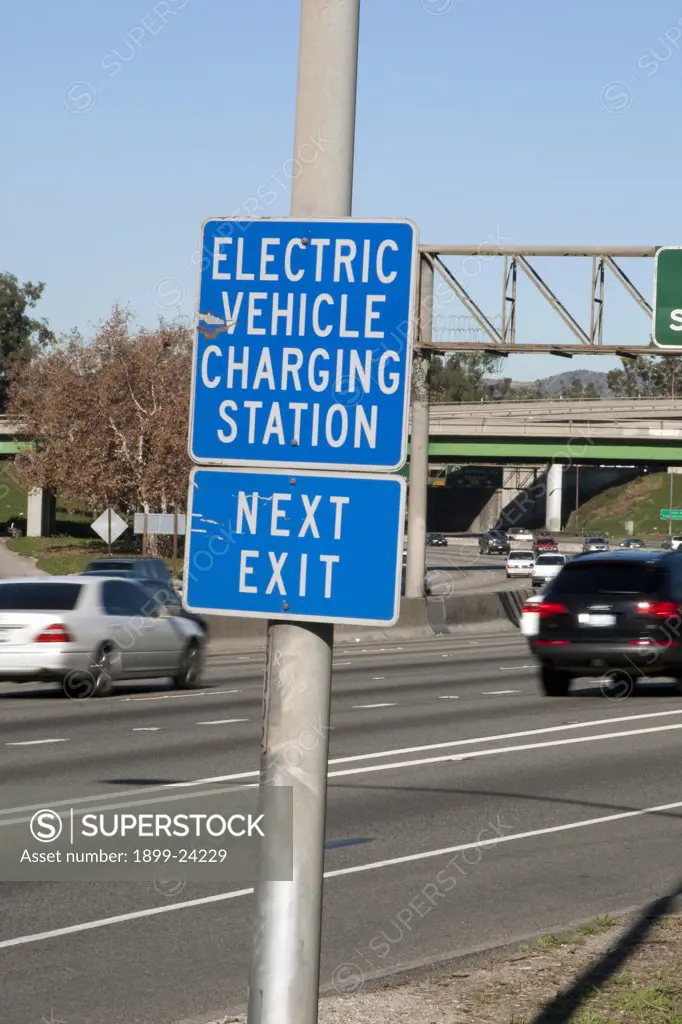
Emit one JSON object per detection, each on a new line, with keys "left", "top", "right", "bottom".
{"left": 419, "top": 244, "right": 659, "bottom": 357}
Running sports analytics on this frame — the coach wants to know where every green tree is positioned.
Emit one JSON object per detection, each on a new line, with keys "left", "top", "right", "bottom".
{"left": 514, "top": 379, "right": 547, "bottom": 400}
{"left": 0, "top": 273, "right": 54, "bottom": 410}
{"left": 429, "top": 352, "right": 503, "bottom": 402}
{"left": 607, "top": 354, "right": 682, "bottom": 398}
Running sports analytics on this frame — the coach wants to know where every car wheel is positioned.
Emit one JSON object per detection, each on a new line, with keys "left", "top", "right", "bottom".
{"left": 63, "top": 643, "right": 115, "bottom": 699}
{"left": 173, "top": 639, "right": 204, "bottom": 690}
{"left": 540, "top": 666, "right": 572, "bottom": 697}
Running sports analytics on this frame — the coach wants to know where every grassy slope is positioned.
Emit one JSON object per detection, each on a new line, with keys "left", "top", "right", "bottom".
{"left": 567, "top": 471, "right": 682, "bottom": 537}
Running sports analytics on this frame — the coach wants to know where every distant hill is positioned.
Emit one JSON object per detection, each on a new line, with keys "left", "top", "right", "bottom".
{"left": 535, "top": 369, "right": 612, "bottom": 396}
{"left": 483, "top": 369, "right": 612, "bottom": 397}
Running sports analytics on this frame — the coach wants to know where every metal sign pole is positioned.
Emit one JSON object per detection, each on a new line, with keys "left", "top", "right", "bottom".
{"left": 246, "top": 2, "right": 360, "bottom": 1022}
{"left": 107, "top": 507, "right": 112, "bottom": 555}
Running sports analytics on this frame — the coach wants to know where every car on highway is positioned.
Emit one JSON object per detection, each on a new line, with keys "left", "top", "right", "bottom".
{"left": 505, "top": 550, "right": 535, "bottom": 578}
{"left": 427, "top": 532, "right": 447, "bottom": 547}
{"left": 508, "top": 527, "right": 533, "bottom": 543}
{"left": 0, "top": 575, "right": 206, "bottom": 698}
{"left": 619, "top": 538, "right": 645, "bottom": 549}
{"left": 581, "top": 535, "right": 609, "bottom": 553}
{"left": 80, "top": 568, "right": 207, "bottom": 634}
{"left": 85, "top": 556, "right": 176, "bottom": 587}
{"left": 522, "top": 549, "right": 682, "bottom": 696}
{"left": 661, "top": 535, "right": 682, "bottom": 551}
{"left": 519, "top": 590, "right": 544, "bottom": 636}
{"left": 533, "top": 534, "right": 558, "bottom": 555}
{"left": 478, "top": 530, "right": 510, "bottom": 555}
{"left": 531, "top": 552, "right": 567, "bottom": 588}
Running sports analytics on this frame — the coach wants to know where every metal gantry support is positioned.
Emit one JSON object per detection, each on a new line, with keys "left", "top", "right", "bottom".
{"left": 405, "top": 256, "right": 433, "bottom": 598}
{"left": 422, "top": 244, "right": 660, "bottom": 356}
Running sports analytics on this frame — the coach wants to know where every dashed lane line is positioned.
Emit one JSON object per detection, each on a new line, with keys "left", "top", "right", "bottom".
{"left": 196, "top": 719, "right": 249, "bottom": 726}
{"left": 3, "top": 797, "right": 682, "bottom": 949}
{"left": 6, "top": 738, "right": 68, "bottom": 747}
{"left": 352, "top": 703, "right": 396, "bottom": 709}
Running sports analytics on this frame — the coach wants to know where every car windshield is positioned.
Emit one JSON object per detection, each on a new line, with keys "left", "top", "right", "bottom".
{"left": 0, "top": 582, "right": 83, "bottom": 610}
{"left": 550, "top": 559, "right": 665, "bottom": 596}
{"left": 587, "top": 537, "right": 606, "bottom": 544}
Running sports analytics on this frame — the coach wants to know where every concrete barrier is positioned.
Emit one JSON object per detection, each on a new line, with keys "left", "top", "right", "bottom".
{"left": 205, "top": 589, "right": 531, "bottom": 652}
{"left": 205, "top": 598, "right": 433, "bottom": 651}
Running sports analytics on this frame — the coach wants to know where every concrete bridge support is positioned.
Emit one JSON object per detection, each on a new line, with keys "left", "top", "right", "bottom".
{"left": 27, "top": 488, "right": 55, "bottom": 537}
{"left": 545, "top": 463, "right": 563, "bottom": 533}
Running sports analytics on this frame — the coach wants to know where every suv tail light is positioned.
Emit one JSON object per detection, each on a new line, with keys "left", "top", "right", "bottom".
{"left": 522, "top": 601, "right": 568, "bottom": 618}
{"left": 34, "top": 623, "right": 73, "bottom": 643}
{"left": 537, "top": 601, "right": 569, "bottom": 619}
{"left": 636, "top": 601, "right": 680, "bottom": 618}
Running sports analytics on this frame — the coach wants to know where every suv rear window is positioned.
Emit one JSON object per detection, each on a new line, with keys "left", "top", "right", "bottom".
{"left": 536, "top": 555, "right": 564, "bottom": 565}
{"left": 551, "top": 559, "right": 666, "bottom": 596}
{"left": 87, "top": 560, "right": 135, "bottom": 573}
{"left": 0, "top": 582, "right": 83, "bottom": 610}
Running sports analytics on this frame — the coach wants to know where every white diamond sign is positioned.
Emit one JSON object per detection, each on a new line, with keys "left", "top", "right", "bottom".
{"left": 91, "top": 508, "right": 127, "bottom": 545}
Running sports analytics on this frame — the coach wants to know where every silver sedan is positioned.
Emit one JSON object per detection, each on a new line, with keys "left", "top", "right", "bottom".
{"left": 0, "top": 575, "right": 206, "bottom": 698}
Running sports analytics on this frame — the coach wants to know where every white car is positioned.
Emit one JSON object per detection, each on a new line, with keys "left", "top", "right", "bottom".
{"left": 508, "top": 528, "right": 533, "bottom": 544}
{"left": 531, "top": 553, "right": 567, "bottom": 588}
{"left": 505, "top": 550, "right": 535, "bottom": 578}
{"left": 520, "top": 592, "right": 543, "bottom": 636}
{"left": 0, "top": 575, "right": 206, "bottom": 698}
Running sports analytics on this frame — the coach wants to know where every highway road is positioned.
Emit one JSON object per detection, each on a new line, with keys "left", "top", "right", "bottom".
{"left": 1, "top": 631, "right": 682, "bottom": 1024}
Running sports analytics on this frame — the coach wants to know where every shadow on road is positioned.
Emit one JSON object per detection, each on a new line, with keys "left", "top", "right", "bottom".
{"left": 531, "top": 879, "right": 682, "bottom": 1023}
{"left": 330, "top": 782, "right": 682, "bottom": 829}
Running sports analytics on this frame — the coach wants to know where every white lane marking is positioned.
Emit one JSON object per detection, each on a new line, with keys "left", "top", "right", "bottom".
{"left": 483, "top": 689, "right": 521, "bottom": 695}
{"left": 122, "top": 692, "right": 206, "bottom": 702}
{"left": 3, "top": 797, "right": 682, "bottom": 950}
{"left": 327, "top": 708, "right": 682, "bottom": 766}
{"left": 121, "top": 689, "right": 241, "bottom": 703}
{"left": 132, "top": 728, "right": 160, "bottom": 732}
{"left": 371, "top": 676, "right": 385, "bottom": 681}
{"left": 438, "top": 696, "right": 460, "bottom": 700}
{"left": 326, "top": 722, "right": 682, "bottom": 778}
{"left": 5, "top": 738, "right": 67, "bottom": 747}
{"left": 237, "top": 656, "right": 251, "bottom": 660}
{"left": 3, "top": 708, "right": 681, "bottom": 819}
{"left": 352, "top": 703, "right": 395, "bottom": 709}
{"left": 333, "top": 661, "right": 352, "bottom": 667}
{"left": 499, "top": 666, "right": 532, "bottom": 671}
{"left": 196, "top": 719, "right": 248, "bottom": 726}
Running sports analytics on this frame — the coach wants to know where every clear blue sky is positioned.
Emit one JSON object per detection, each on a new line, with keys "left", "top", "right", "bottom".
{"left": 4, "top": 0, "right": 681, "bottom": 380}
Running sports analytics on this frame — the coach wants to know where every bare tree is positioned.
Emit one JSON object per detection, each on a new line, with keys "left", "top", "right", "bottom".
{"left": 8, "top": 307, "right": 192, "bottom": 517}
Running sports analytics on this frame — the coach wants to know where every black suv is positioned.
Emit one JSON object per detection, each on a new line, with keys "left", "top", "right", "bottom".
{"left": 427, "top": 533, "right": 447, "bottom": 547}
{"left": 478, "top": 530, "right": 510, "bottom": 555}
{"left": 85, "top": 557, "right": 174, "bottom": 586}
{"left": 524, "top": 549, "right": 682, "bottom": 696}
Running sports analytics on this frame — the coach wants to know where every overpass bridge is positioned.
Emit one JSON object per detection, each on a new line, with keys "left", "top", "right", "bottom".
{"left": 3, "top": 397, "right": 682, "bottom": 537}
{"left": 420, "top": 398, "right": 682, "bottom": 466}
{"left": 411, "top": 398, "right": 682, "bottom": 534}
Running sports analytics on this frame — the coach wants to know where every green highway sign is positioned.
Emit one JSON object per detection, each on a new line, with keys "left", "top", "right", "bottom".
{"left": 653, "top": 247, "right": 682, "bottom": 348}
{"left": 660, "top": 509, "right": 682, "bottom": 519}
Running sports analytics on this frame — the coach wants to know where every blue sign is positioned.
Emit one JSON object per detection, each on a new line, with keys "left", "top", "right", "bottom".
{"left": 188, "top": 218, "right": 417, "bottom": 471}
{"left": 184, "top": 467, "right": 406, "bottom": 625}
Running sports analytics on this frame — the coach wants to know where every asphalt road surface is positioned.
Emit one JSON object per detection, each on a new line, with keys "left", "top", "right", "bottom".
{"left": 2, "top": 632, "right": 682, "bottom": 1024}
